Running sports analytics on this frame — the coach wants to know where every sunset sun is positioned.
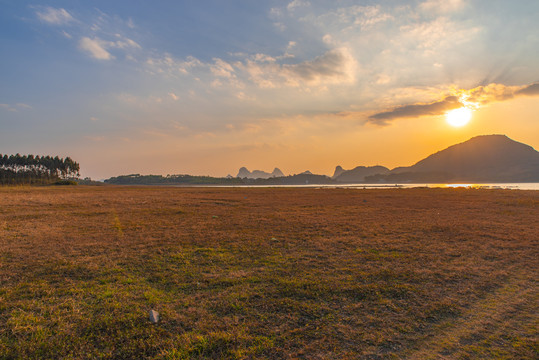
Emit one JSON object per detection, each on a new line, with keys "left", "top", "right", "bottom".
{"left": 446, "top": 107, "right": 472, "bottom": 127}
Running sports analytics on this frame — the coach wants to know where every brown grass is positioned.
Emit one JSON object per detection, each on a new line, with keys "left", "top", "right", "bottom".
{"left": 0, "top": 186, "right": 537, "bottom": 359}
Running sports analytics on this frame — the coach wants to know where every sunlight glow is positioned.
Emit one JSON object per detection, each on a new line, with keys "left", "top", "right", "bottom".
{"left": 446, "top": 107, "right": 472, "bottom": 127}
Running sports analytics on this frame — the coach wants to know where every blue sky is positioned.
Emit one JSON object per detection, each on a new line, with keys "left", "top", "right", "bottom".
{"left": 1, "top": 0, "right": 539, "bottom": 178}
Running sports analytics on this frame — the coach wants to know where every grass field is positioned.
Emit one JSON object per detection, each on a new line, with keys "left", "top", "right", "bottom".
{"left": 0, "top": 186, "right": 537, "bottom": 359}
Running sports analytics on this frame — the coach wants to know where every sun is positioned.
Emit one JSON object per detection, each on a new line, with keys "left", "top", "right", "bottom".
{"left": 446, "top": 107, "right": 472, "bottom": 127}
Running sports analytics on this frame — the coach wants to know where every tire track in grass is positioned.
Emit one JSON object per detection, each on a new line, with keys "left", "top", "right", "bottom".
{"left": 407, "top": 272, "right": 538, "bottom": 359}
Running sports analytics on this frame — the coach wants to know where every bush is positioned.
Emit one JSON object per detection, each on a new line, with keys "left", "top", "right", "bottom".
{"left": 53, "top": 180, "right": 78, "bottom": 186}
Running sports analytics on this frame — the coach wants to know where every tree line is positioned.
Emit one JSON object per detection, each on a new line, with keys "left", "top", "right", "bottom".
{"left": 0, "top": 154, "right": 80, "bottom": 185}
{"left": 104, "top": 173, "right": 337, "bottom": 185}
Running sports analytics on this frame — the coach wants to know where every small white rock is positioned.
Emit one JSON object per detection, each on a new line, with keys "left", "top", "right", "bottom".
{"left": 149, "top": 309, "right": 159, "bottom": 324}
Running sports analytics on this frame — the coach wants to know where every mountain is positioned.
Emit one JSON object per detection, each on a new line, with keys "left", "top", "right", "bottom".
{"left": 236, "top": 167, "right": 285, "bottom": 179}
{"left": 332, "top": 166, "right": 345, "bottom": 178}
{"left": 334, "top": 165, "right": 390, "bottom": 183}
{"left": 271, "top": 168, "right": 285, "bottom": 177}
{"left": 367, "top": 135, "right": 539, "bottom": 183}
{"left": 236, "top": 167, "right": 251, "bottom": 178}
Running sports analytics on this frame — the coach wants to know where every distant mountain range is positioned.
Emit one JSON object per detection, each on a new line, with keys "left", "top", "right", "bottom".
{"left": 235, "top": 135, "right": 539, "bottom": 183}
{"left": 236, "top": 167, "right": 284, "bottom": 179}
{"left": 105, "top": 135, "right": 539, "bottom": 185}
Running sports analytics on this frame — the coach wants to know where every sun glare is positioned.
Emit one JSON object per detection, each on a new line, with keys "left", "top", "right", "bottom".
{"left": 446, "top": 107, "right": 472, "bottom": 127}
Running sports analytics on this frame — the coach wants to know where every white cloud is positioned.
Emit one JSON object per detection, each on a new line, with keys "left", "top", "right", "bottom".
{"left": 316, "top": 5, "right": 393, "bottom": 30}
{"left": 36, "top": 7, "right": 74, "bottom": 25}
{"left": 78, "top": 35, "right": 141, "bottom": 60}
{"left": 178, "top": 56, "right": 203, "bottom": 74}
{"left": 287, "top": 0, "right": 310, "bottom": 12}
{"left": 353, "top": 6, "right": 393, "bottom": 28}
{"left": 322, "top": 34, "right": 333, "bottom": 45}
{"left": 113, "top": 34, "right": 141, "bottom": 49}
{"left": 79, "top": 37, "right": 112, "bottom": 60}
{"left": 0, "top": 104, "right": 16, "bottom": 112}
{"left": 237, "top": 47, "right": 357, "bottom": 89}
{"left": 210, "top": 58, "right": 235, "bottom": 78}
{"left": 0, "top": 103, "right": 32, "bottom": 112}
{"left": 396, "top": 17, "right": 481, "bottom": 55}
{"left": 252, "top": 53, "right": 276, "bottom": 63}
{"left": 147, "top": 45, "right": 357, "bottom": 92}
{"left": 273, "top": 22, "right": 286, "bottom": 32}
{"left": 419, "top": 0, "right": 465, "bottom": 14}
{"left": 235, "top": 92, "right": 255, "bottom": 101}
{"left": 146, "top": 55, "right": 201, "bottom": 76}
{"left": 376, "top": 74, "right": 391, "bottom": 85}
{"left": 169, "top": 92, "right": 179, "bottom": 101}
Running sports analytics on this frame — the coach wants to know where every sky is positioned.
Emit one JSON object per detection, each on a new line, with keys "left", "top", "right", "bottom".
{"left": 1, "top": 0, "right": 538, "bottom": 179}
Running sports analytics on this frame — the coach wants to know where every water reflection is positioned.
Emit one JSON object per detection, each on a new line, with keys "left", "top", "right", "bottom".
{"left": 178, "top": 183, "right": 539, "bottom": 190}
{"left": 210, "top": 183, "right": 539, "bottom": 190}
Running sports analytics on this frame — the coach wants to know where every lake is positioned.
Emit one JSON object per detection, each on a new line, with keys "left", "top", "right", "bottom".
{"left": 186, "top": 183, "right": 539, "bottom": 190}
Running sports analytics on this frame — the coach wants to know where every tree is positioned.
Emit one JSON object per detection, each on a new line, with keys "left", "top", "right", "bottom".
{"left": 0, "top": 153, "right": 81, "bottom": 185}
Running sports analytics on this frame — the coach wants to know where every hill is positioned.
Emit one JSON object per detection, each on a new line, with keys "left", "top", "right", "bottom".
{"left": 367, "top": 135, "right": 539, "bottom": 183}
{"left": 333, "top": 165, "right": 390, "bottom": 183}
{"left": 236, "top": 167, "right": 284, "bottom": 179}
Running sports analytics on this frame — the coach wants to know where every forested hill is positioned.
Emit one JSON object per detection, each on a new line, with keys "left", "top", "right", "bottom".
{"left": 104, "top": 174, "right": 244, "bottom": 185}
{"left": 0, "top": 154, "right": 79, "bottom": 185}
{"left": 104, "top": 173, "right": 336, "bottom": 185}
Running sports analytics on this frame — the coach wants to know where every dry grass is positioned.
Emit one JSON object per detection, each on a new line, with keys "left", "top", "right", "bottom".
{"left": 0, "top": 186, "right": 537, "bottom": 359}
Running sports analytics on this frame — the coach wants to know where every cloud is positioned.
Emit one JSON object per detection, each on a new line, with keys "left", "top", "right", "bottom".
{"left": 210, "top": 58, "right": 235, "bottom": 78}
{"left": 239, "top": 47, "right": 357, "bottom": 88}
{"left": 515, "top": 82, "right": 539, "bottom": 96}
{"left": 0, "top": 103, "right": 32, "bottom": 112}
{"left": 147, "top": 55, "right": 203, "bottom": 76}
{"left": 369, "top": 82, "right": 539, "bottom": 125}
{"left": 79, "top": 37, "right": 112, "bottom": 60}
{"left": 78, "top": 35, "right": 141, "bottom": 60}
{"left": 397, "top": 17, "right": 478, "bottom": 52}
{"left": 0, "top": 104, "right": 16, "bottom": 112}
{"left": 461, "top": 83, "right": 518, "bottom": 104}
{"left": 283, "top": 48, "right": 356, "bottom": 84}
{"left": 36, "top": 7, "right": 74, "bottom": 25}
{"left": 252, "top": 53, "right": 276, "bottom": 63}
{"left": 35, "top": 8, "right": 141, "bottom": 62}
{"left": 235, "top": 92, "right": 255, "bottom": 101}
{"left": 113, "top": 35, "right": 141, "bottom": 50}
{"left": 147, "top": 46, "right": 356, "bottom": 91}
{"left": 287, "top": 0, "right": 310, "bottom": 12}
{"left": 316, "top": 5, "right": 393, "bottom": 31}
{"left": 419, "top": 0, "right": 465, "bottom": 14}
{"left": 369, "top": 96, "right": 462, "bottom": 124}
